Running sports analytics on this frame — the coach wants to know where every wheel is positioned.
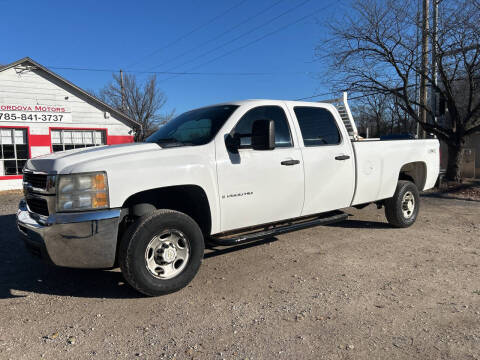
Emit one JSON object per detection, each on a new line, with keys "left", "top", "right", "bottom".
{"left": 119, "top": 209, "right": 204, "bottom": 296}
{"left": 384, "top": 180, "right": 420, "bottom": 228}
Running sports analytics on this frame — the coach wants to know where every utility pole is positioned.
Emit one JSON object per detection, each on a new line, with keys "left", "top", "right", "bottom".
{"left": 120, "top": 69, "right": 125, "bottom": 113}
{"left": 415, "top": 0, "right": 421, "bottom": 138}
{"left": 419, "top": 0, "right": 429, "bottom": 139}
{"left": 430, "top": 0, "right": 438, "bottom": 127}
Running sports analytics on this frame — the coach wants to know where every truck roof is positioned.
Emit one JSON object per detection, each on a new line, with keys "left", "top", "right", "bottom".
{"left": 205, "top": 93, "right": 358, "bottom": 140}
{"left": 216, "top": 99, "right": 329, "bottom": 106}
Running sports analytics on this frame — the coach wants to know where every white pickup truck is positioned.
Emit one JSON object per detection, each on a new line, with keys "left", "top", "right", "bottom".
{"left": 17, "top": 93, "right": 439, "bottom": 296}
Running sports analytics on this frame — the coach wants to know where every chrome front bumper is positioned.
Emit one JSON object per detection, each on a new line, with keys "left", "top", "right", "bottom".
{"left": 16, "top": 199, "right": 121, "bottom": 268}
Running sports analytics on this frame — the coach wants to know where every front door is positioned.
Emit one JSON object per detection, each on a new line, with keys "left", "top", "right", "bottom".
{"left": 215, "top": 104, "right": 304, "bottom": 232}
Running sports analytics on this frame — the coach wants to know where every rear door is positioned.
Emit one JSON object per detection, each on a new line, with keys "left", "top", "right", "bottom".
{"left": 215, "top": 104, "right": 304, "bottom": 232}
{"left": 287, "top": 104, "right": 355, "bottom": 215}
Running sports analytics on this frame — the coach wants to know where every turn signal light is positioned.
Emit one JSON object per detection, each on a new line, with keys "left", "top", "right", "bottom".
{"left": 93, "top": 192, "right": 108, "bottom": 208}
{"left": 93, "top": 173, "right": 107, "bottom": 190}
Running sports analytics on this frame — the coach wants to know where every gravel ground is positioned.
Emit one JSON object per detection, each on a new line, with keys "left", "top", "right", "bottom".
{"left": 432, "top": 180, "right": 480, "bottom": 202}
{"left": 0, "top": 191, "right": 479, "bottom": 360}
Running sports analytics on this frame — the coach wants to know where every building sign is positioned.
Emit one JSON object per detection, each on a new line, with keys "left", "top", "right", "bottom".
{"left": 0, "top": 104, "right": 72, "bottom": 123}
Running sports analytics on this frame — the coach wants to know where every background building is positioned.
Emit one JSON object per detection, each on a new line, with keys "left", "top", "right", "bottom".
{"left": 0, "top": 57, "right": 140, "bottom": 190}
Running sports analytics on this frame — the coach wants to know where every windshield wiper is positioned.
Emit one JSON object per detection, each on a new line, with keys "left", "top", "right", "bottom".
{"left": 154, "top": 138, "right": 181, "bottom": 143}
{"left": 154, "top": 138, "right": 194, "bottom": 147}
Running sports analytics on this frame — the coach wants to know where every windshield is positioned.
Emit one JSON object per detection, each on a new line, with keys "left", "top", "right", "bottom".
{"left": 146, "top": 105, "right": 239, "bottom": 146}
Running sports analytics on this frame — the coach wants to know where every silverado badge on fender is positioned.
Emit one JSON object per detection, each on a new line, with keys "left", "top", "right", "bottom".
{"left": 222, "top": 192, "right": 253, "bottom": 199}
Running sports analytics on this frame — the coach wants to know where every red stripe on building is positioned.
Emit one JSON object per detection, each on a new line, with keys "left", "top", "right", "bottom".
{"left": 29, "top": 134, "right": 51, "bottom": 147}
{"left": 0, "top": 175, "right": 23, "bottom": 180}
{"left": 107, "top": 135, "right": 135, "bottom": 145}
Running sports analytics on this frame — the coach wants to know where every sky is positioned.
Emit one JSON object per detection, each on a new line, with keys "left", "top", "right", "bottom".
{"left": 1, "top": 0, "right": 349, "bottom": 115}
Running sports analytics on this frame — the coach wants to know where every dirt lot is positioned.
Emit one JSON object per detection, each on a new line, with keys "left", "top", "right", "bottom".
{"left": 0, "top": 192, "right": 479, "bottom": 360}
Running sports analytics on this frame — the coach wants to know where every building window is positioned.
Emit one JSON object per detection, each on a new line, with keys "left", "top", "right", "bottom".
{"left": 51, "top": 130, "right": 106, "bottom": 152}
{"left": 0, "top": 128, "right": 28, "bottom": 176}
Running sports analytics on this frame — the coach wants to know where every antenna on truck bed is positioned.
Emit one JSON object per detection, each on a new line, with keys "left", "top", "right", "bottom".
{"left": 318, "top": 92, "right": 359, "bottom": 140}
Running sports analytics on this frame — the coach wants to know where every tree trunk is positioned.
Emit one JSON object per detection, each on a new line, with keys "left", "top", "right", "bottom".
{"left": 446, "top": 143, "right": 463, "bottom": 182}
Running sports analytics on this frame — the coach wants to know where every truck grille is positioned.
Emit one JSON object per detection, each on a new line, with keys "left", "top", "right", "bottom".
{"left": 23, "top": 173, "right": 48, "bottom": 189}
{"left": 26, "top": 197, "right": 49, "bottom": 216}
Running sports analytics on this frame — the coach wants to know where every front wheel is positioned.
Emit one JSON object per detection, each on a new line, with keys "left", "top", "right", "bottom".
{"left": 119, "top": 209, "right": 204, "bottom": 296}
{"left": 384, "top": 180, "right": 420, "bottom": 228}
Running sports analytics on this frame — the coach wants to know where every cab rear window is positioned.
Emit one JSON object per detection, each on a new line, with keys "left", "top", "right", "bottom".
{"left": 294, "top": 107, "right": 341, "bottom": 146}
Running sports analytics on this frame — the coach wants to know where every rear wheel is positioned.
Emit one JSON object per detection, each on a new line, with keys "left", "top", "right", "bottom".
{"left": 384, "top": 180, "right": 420, "bottom": 228}
{"left": 119, "top": 209, "right": 204, "bottom": 296}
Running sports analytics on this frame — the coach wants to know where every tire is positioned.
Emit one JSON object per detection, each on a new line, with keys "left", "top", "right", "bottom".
{"left": 384, "top": 180, "right": 420, "bottom": 228}
{"left": 119, "top": 209, "right": 204, "bottom": 296}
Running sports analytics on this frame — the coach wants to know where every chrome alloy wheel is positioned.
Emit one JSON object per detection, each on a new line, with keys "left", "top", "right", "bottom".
{"left": 145, "top": 230, "right": 190, "bottom": 279}
{"left": 401, "top": 191, "right": 415, "bottom": 219}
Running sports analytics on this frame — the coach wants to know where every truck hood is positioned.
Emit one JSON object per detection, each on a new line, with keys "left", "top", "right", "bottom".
{"left": 26, "top": 143, "right": 161, "bottom": 174}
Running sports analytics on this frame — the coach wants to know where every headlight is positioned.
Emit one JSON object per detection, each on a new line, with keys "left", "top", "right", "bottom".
{"left": 57, "top": 172, "right": 109, "bottom": 212}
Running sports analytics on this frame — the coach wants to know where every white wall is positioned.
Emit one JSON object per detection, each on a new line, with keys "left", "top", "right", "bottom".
{"left": 0, "top": 65, "right": 134, "bottom": 136}
{"left": 0, "top": 62, "right": 137, "bottom": 190}
{"left": 0, "top": 179, "right": 22, "bottom": 191}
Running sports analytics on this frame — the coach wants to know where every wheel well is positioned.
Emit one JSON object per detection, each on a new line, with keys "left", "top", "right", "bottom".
{"left": 121, "top": 185, "right": 212, "bottom": 236}
{"left": 398, "top": 162, "right": 427, "bottom": 190}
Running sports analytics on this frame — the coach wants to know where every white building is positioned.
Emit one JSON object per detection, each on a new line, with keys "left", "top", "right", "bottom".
{"left": 0, "top": 57, "right": 140, "bottom": 190}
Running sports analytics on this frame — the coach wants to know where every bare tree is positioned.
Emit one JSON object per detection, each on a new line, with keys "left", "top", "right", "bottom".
{"left": 317, "top": 0, "right": 480, "bottom": 181}
{"left": 365, "top": 93, "right": 389, "bottom": 136}
{"left": 99, "top": 73, "right": 174, "bottom": 141}
{"left": 353, "top": 93, "right": 416, "bottom": 137}
{"left": 352, "top": 94, "right": 387, "bottom": 137}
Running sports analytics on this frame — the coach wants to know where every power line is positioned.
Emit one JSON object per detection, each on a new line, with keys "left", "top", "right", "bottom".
{"left": 295, "top": 91, "right": 336, "bottom": 101}
{"left": 149, "top": 0, "right": 313, "bottom": 73}
{"left": 126, "top": 0, "right": 248, "bottom": 69}
{"left": 47, "top": 65, "right": 312, "bottom": 76}
{"left": 159, "top": 2, "right": 333, "bottom": 84}
{"left": 143, "top": 0, "right": 286, "bottom": 71}
{"left": 295, "top": 91, "right": 389, "bottom": 102}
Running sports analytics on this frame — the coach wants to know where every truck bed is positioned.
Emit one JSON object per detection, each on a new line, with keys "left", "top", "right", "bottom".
{"left": 351, "top": 139, "right": 440, "bottom": 206}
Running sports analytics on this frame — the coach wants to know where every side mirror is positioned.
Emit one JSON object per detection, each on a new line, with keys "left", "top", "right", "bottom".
{"left": 252, "top": 119, "right": 275, "bottom": 150}
{"left": 225, "top": 133, "right": 241, "bottom": 153}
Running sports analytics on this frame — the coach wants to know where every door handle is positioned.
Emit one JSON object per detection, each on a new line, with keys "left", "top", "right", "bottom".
{"left": 281, "top": 159, "right": 300, "bottom": 166}
{"left": 335, "top": 155, "right": 350, "bottom": 161}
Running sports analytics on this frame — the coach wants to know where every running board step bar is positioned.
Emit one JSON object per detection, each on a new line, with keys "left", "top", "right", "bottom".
{"left": 209, "top": 210, "right": 348, "bottom": 246}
